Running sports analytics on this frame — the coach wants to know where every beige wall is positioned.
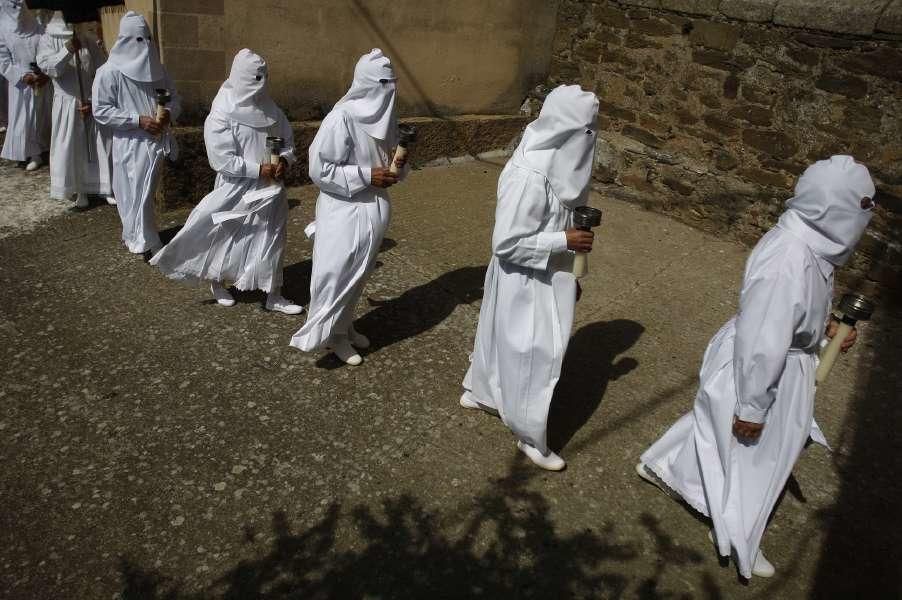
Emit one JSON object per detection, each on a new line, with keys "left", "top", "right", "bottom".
{"left": 113, "top": 0, "right": 559, "bottom": 123}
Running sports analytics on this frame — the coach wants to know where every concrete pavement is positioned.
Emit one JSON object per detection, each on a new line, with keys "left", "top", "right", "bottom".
{"left": 0, "top": 159, "right": 899, "bottom": 599}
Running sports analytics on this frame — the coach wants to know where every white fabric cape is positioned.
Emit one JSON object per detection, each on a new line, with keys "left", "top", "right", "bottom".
{"left": 37, "top": 22, "right": 111, "bottom": 198}
{"left": 289, "top": 102, "right": 405, "bottom": 351}
{"left": 640, "top": 156, "right": 875, "bottom": 579}
{"left": 210, "top": 48, "right": 278, "bottom": 128}
{"left": 331, "top": 48, "right": 396, "bottom": 142}
{"left": 91, "top": 55, "right": 180, "bottom": 253}
{"left": 0, "top": 11, "right": 50, "bottom": 162}
{"left": 150, "top": 53, "right": 296, "bottom": 293}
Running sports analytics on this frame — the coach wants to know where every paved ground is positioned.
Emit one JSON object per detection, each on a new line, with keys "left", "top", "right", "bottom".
{"left": 1, "top": 159, "right": 900, "bottom": 599}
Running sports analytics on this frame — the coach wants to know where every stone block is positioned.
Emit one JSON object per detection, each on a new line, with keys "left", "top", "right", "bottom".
{"left": 692, "top": 48, "right": 753, "bottom": 72}
{"left": 718, "top": 0, "right": 777, "bottom": 22}
{"left": 196, "top": 14, "right": 223, "bottom": 50}
{"left": 786, "top": 46, "right": 820, "bottom": 67}
{"left": 575, "top": 39, "right": 603, "bottom": 62}
{"left": 742, "top": 129, "right": 799, "bottom": 159}
{"left": 837, "top": 48, "right": 902, "bottom": 83}
{"left": 663, "top": 176, "right": 695, "bottom": 195}
{"left": 723, "top": 73, "right": 740, "bottom": 98}
{"left": 619, "top": 0, "right": 662, "bottom": 8}
{"left": 632, "top": 16, "right": 678, "bottom": 36}
{"left": 659, "top": 0, "right": 720, "bottom": 16}
{"left": 738, "top": 167, "right": 792, "bottom": 188}
{"left": 160, "top": 13, "right": 198, "bottom": 48}
{"left": 877, "top": 0, "right": 902, "bottom": 33}
{"left": 593, "top": 4, "right": 630, "bottom": 29}
{"left": 741, "top": 82, "right": 776, "bottom": 105}
{"left": 158, "top": 0, "right": 224, "bottom": 15}
{"left": 703, "top": 112, "right": 740, "bottom": 136}
{"left": 728, "top": 104, "right": 774, "bottom": 126}
{"left": 623, "top": 125, "right": 665, "bottom": 148}
{"left": 162, "top": 48, "right": 226, "bottom": 81}
{"left": 690, "top": 21, "right": 740, "bottom": 51}
{"left": 815, "top": 73, "right": 869, "bottom": 99}
{"left": 773, "top": 0, "right": 889, "bottom": 36}
{"left": 843, "top": 104, "right": 883, "bottom": 133}
{"left": 794, "top": 33, "right": 857, "bottom": 49}
{"left": 625, "top": 33, "right": 664, "bottom": 48}
{"left": 713, "top": 149, "right": 739, "bottom": 170}
{"left": 598, "top": 99, "right": 637, "bottom": 122}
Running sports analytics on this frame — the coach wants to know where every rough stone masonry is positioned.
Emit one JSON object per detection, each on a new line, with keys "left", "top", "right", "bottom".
{"left": 546, "top": 0, "right": 902, "bottom": 297}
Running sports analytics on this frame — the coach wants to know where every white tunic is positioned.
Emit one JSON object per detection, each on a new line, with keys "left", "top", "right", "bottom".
{"left": 289, "top": 108, "right": 403, "bottom": 350}
{"left": 37, "top": 33, "right": 111, "bottom": 199}
{"left": 92, "top": 66, "right": 180, "bottom": 253}
{"left": 640, "top": 223, "right": 833, "bottom": 579}
{"left": 462, "top": 160, "right": 576, "bottom": 455}
{"left": 150, "top": 110, "right": 295, "bottom": 293}
{"left": 0, "top": 29, "right": 51, "bottom": 161}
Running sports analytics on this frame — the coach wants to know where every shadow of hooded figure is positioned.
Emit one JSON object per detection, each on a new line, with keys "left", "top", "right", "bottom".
{"left": 313, "top": 265, "right": 485, "bottom": 368}
{"left": 548, "top": 319, "right": 645, "bottom": 453}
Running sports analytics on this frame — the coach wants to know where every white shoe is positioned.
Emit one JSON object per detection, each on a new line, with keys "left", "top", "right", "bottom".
{"left": 105, "top": 196, "right": 117, "bottom": 206}
{"left": 349, "top": 327, "right": 370, "bottom": 349}
{"left": 328, "top": 339, "right": 362, "bottom": 366}
{"left": 0, "top": 126, "right": 6, "bottom": 133}
{"left": 459, "top": 392, "right": 480, "bottom": 410}
{"left": 265, "top": 294, "right": 304, "bottom": 315}
{"left": 210, "top": 282, "right": 235, "bottom": 307}
{"left": 517, "top": 440, "right": 565, "bottom": 471}
{"left": 75, "top": 193, "right": 89, "bottom": 209}
{"left": 25, "top": 157, "right": 42, "bottom": 171}
{"left": 752, "top": 550, "right": 775, "bottom": 578}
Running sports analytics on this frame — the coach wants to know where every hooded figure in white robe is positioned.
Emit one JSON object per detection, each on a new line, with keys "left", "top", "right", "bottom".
{"left": 92, "top": 11, "right": 180, "bottom": 256}
{"left": 459, "top": 85, "right": 600, "bottom": 471}
{"left": 37, "top": 11, "right": 111, "bottom": 207}
{"left": 638, "top": 155, "right": 875, "bottom": 579}
{"left": 0, "top": 1, "right": 11, "bottom": 131}
{"left": 150, "top": 49, "right": 302, "bottom": 315}
{"left": 0, "top": 0, "right": 51, "bottom": 169}
{"left": 289, "top": 48, "right": 407, "bottom": 365}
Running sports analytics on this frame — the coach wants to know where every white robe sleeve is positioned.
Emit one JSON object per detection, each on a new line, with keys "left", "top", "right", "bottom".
{"left": 733, "top": 267, "right": 801, "bottom": 423}
{"left": 492, "top": 168, "right": 568, "bottom": 270}
{"left": 0, "top": 38, "right": 28, "bottom": 84}
{"left": 308, "top": 112, "right": 370, "bottom": 198}
{"left": 204, "top": 112, "right": 259, "bottom": 179}
{"left": 91, "top": 68, "right": 139, "bottom": 130}
{"left": 36, "top": 36, "right": 70, "bottom": 80}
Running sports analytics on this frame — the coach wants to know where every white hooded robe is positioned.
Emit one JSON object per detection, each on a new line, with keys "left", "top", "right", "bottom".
{"left": 462, "top": 85, "right": 600, "bottom": 455}
{"left": 37, "top": 12, "right": 111, "bottom": 199}
{"left": 640, "top": 155, "right": 876, "bottom": 579}
{"left": 290, "top": 49, "right": 406, "bottom": 351}
{"left": 150, "top": 49, "right": 295, "bottom": 293}
{"left": 92, "top": 11, "right": 180, "bottom": 254}
{"left": 0, "top": 2, "right": 50, "bottom": 162}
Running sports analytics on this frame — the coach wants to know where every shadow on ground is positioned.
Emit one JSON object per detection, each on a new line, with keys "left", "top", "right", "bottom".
{"left": 118, "top": 457, "right": 723, "bottom": 600}
{"left": 549, "top": 319, "right": 645, "bottom": 453}
{"left": 808, "top": 299, "right": 902, "bottom": 599}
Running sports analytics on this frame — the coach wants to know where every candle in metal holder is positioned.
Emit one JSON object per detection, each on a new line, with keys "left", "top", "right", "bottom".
{"left": 572, "top": 205, "right": 602, "bottom": 279}
{"left": 389, "top": 123, "right": 417, "bottom": 175}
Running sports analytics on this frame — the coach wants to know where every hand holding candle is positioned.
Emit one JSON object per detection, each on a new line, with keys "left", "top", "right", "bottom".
{"left": 266, "top": 136, "right": 285, "bottom": 181}
{"left": 154, "top": 88, "right": 172, "bottom": 128}
{"left": 815, "top": 293, "right": 874, "bottom": 384}
{"left": 389, "top": 123, "right": 417, "bottom": 175}
{"left": 571, "top": 206, "right": 602, "bottom": 279}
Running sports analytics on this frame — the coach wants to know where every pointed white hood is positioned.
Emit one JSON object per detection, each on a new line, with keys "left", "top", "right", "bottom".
{"left": 511, "top": 84, "right": 599, "bottom": 209}
{"left": 106, "top": 11, "right": 163, "bottom": 83}
{"left": 2, "top": 0, "right": 39, "bottom": 37}
{"left": 333, "top": 48, "right": 397, "bottom": 141}
{"left": 45, "top": 10, "right": 72, "bottom": 38}
{"left": 778, "top": 155, "right": 875, "bottom": 268}
{"left": 210, "top": 48, "right": 279, "bottom": 128}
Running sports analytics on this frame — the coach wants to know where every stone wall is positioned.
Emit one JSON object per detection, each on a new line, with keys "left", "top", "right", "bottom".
{"left": 547, "top": 0, "right": 902, "bottom": 296}
{"left": 108, "top": 0, "right": 559, "bottom": 125}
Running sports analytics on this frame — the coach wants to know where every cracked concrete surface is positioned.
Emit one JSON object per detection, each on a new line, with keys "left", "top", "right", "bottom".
{"left": 1, "top": 160, "right": 899, "bottom": 599}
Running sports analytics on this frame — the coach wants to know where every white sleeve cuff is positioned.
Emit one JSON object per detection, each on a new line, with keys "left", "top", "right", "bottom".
{"left": 538, "top": 231, "right": 569, "bottom": 254}
{"left": 735, "top": 404, "right": 768, "bottom": 424}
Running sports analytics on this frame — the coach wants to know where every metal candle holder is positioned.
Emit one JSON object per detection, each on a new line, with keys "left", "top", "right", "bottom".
{"left": 572, "top": 206, "right": 602, "bottom": 279}
{"left": 815, "top": 293, "right": 875, "bottom": 383}
{"left": 155, "top": 88, "right": 171, "bottom": 121}
{"left": 389, "top": 123, "right": 417, "bottom": 175}
{"left": 266, "top": 136, "right": 284, "bottom": 165}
